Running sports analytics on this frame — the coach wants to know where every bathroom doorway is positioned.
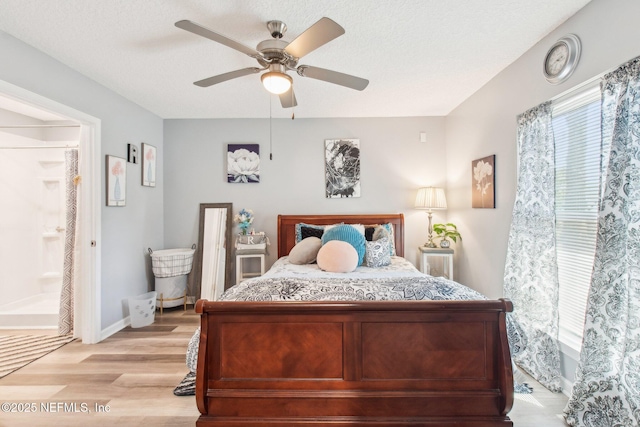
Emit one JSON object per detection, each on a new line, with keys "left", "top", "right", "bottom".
{"left": 0, "top": 99, "right": 80, "bottom": 331}
{"left": 0, "top": 82, "right": 101, "bottom": 343}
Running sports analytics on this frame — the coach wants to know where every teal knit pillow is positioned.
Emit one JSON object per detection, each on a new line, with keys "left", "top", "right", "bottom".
{"left": 321, "top": 224, "right": 366, "bottom": 265}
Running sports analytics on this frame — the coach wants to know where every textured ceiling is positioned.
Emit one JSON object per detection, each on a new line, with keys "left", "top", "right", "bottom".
{"left": 0, "top": 0, "right": 591, "bottom": 119}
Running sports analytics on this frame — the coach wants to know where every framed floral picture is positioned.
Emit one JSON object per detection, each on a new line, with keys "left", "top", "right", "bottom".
{"left": 228, "top": 144, "right": 260, "bottom": 183}
{"left": 472, "top": 155, "right": 495, "bottom": 208}
{"left": 325, "top": 139, "right": 360, "bottom": 198}
{"left": 106, "top": 155, "right": 126, "bottom": 206}
{"left": 142, "top": 143, "right": 156, "bottom": 187}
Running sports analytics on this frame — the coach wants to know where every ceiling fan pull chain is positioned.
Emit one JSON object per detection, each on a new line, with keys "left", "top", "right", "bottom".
{"left": 269, "top": 95, "right": 273, "bottom": 160}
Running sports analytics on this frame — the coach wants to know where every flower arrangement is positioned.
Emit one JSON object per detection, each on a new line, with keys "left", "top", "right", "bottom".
{"left": 228, "top": 147, "right": 260, "bottom": 183}
{"left": 234, "top": 208, "right": 254, "bottom": 235}
{"left": 111, "top": 159, "right": 124, "bottom": 177}
{"left": 111, "top": 159, "right": 124, "bottom": 201}
{"left": 473, "top": 159, "right": 493, "bottom": 207}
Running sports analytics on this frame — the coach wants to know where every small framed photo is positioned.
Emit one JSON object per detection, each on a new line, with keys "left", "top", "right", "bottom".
{"left": 142, "top": 143, "right": 156, "bottom": 187}
{"left": 472, "top": 155, "right": 495, "bottom": 208}
{"left": 106, "top": 155, "right": 126, "bottom": 206}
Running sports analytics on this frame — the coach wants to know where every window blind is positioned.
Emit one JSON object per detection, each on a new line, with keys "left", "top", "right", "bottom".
{"left": 552, "top": 86, "right": 601, "bottom": 351}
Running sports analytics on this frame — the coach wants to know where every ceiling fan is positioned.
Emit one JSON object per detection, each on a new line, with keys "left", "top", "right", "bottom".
{"left": 175, "top": 17, "right": 369, "bottom": 108}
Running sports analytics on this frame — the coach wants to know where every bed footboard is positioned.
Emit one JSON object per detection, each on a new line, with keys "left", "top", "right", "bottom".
{"left": 195, "top": 299, "right": 514, "bottom": 427}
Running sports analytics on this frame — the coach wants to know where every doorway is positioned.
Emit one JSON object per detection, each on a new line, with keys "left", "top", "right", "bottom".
{"left": 0, "top": 125, "right": 79, "bottom": 330}
{"left": 0, "top": 81, "right": 101, "bottom": 343}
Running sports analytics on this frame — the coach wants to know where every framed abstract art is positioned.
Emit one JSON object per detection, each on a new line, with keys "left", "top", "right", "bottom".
{"left": 325, "top": 139, "right": 360, "bottom": 198}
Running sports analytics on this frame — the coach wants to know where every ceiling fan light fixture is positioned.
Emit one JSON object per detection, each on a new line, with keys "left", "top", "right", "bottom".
{"left": 261, "top": 71, "right": 292, "bottom": 95}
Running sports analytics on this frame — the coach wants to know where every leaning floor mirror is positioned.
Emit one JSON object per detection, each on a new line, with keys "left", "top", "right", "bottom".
{"left": 194, "top": 203, "right": 233, "bottom": 301}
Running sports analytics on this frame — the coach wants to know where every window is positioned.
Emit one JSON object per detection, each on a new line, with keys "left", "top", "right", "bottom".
{"left": 552, "top": 85, "right": 602, "bottom": 351}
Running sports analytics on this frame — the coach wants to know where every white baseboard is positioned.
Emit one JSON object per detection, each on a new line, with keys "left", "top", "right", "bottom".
{"left": 100, "top": 316, "right": 130, "bottom": 341}
{"left": 560, "top": 376, "right": 574, "bottom": 397}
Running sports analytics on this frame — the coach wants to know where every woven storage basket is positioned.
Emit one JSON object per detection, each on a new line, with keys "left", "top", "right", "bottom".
{"left": 150, "top": 248, "right": 195, "bottom": 278}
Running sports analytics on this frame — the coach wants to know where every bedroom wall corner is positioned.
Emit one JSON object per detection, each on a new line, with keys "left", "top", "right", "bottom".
{"left": 444, "top": 0, "right": 640, "bottom": 298}
{"left": 443, "top": 0, "right": 640, "bottom": 379}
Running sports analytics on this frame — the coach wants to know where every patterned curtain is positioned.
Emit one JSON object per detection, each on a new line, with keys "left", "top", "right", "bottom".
{"left": 564, "top": 57, "right": 640, "bottom": 426}
{"left": 58, "top": 149, "right": 78, "bottom": 335}
{"left": 504, "top": 102, "right": 562, "bottom": 392}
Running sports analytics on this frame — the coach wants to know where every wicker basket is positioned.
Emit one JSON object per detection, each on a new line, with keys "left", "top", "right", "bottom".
{"left": 149, "top": 248, "right": 195, "bottom": 278}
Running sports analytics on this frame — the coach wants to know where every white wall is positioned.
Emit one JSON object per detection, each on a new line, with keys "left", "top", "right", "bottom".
{"left": 163, "top": 116, "right": 446, "bottom": 288}
{"left": 445, "top": 0, "right": 640, "bottom": 381}
{"left": 0, "top": 31, "right": 164, "bottom": 330}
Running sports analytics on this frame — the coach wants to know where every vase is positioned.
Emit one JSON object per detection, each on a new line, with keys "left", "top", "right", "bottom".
{"left": 114, "top": 176, "right": 121, "bottom": 201}
{"left": 439, "top": 239, "right": 450, "bottom": 248}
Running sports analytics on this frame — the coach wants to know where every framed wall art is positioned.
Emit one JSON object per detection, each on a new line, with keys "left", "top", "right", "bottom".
{"left": 142, "top": 143, "right": 156, "bottom": 187}
{"left": 472, "top": 154, "right": 495, "bottom": 208}
{"left": 228, "top": 143, "right": 260, "bottom": 183}
{"left": 106, "top": 155, "right": 126, "bottom": 206}
{"left": 325, "top": 139, "right": 360, "bottom": 198}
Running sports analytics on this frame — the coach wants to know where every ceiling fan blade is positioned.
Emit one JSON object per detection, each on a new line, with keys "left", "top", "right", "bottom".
{"left": 298, "top": 66, "right": 369, "bottom": 91}
{"left": 194, "top": 68, "right": 261, "bottom": 87}
{"left": 176, "top": 20, "right": 263, "bottom": 59}
{"left": 279, "top": 87, "right": 298, "bottom": 108}
{"left": 284, "top": 17, "right": 345, "bottom": 59}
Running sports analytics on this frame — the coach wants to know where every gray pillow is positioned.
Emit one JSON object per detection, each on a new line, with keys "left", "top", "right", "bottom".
{"left": 288, "top": 237, "right": 322, "bottom": 264}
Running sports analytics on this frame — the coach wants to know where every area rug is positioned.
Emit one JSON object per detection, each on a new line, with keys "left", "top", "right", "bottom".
{"left": 174, "top": 371, "right": 196, "bottom": 396}
{"left": 0, "top": 334, "right": 75, "bottom": 378}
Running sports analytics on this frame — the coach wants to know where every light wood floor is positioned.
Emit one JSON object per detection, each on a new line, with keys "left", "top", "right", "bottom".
{"left": 511, "top": 371, "right": 569, "bottom": 426}
{"left": 0, "top": 306, "right": 569, "bottom": 426}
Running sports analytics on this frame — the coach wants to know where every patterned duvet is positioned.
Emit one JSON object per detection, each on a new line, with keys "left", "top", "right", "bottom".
{"left": 222, "top": 256, "right": 489, "bottom": 302}
{"left": 186, "top": 256, "right": 528, "bottom": 391}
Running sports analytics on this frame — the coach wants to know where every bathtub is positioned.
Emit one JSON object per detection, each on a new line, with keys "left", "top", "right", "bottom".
{"left": 0, "top": 292, "right": 59, "bottom": 329}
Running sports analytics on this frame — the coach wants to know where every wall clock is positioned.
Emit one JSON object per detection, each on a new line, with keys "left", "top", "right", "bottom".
{"left": 543, "top": 34, "right": 581, "bottom": 84}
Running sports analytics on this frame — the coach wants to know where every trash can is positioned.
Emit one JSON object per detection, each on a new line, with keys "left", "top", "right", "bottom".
{"left": 149, "top": 246, "right": 195, "bottom": 311}
{"left": 128, "top": 291, "right": 157, "bottom": 328}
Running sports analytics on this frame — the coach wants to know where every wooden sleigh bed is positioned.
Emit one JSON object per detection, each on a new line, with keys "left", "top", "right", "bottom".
{"left": 194, "top": 214, "right": 514, "bottom": 426}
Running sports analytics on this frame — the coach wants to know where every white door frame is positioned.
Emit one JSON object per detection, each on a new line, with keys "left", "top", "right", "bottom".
{"left": 0, "top": 79, "right": 102, "bottom": 344}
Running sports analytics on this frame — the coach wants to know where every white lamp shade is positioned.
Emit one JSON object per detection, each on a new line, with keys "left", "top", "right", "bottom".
{"left": 261, "top": 72, "right": 292, "bottom": 95}
{"left": 415, "top": 187, "right": 447, "bottom": 210}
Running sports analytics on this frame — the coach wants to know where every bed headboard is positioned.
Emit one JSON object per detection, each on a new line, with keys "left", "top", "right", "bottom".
{"left": 277, "top": 214, "right": 405, "bottom": 258}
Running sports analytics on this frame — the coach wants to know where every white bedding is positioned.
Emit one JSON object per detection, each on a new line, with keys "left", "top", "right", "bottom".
{"left": 259, "top": 255, "right": 426, "bottom": 279}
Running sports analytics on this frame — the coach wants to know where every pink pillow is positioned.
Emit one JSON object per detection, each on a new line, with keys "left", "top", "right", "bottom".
{"left": 317, "top": 240, "right": 359, "bottom": 273}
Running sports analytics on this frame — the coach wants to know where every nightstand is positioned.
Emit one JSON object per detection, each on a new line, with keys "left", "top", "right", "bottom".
{"left": 235, "top": 247, "right": 266, "bottom": 285}
{"left": 419, "top": 247, "right": 454, "bottom": 280}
